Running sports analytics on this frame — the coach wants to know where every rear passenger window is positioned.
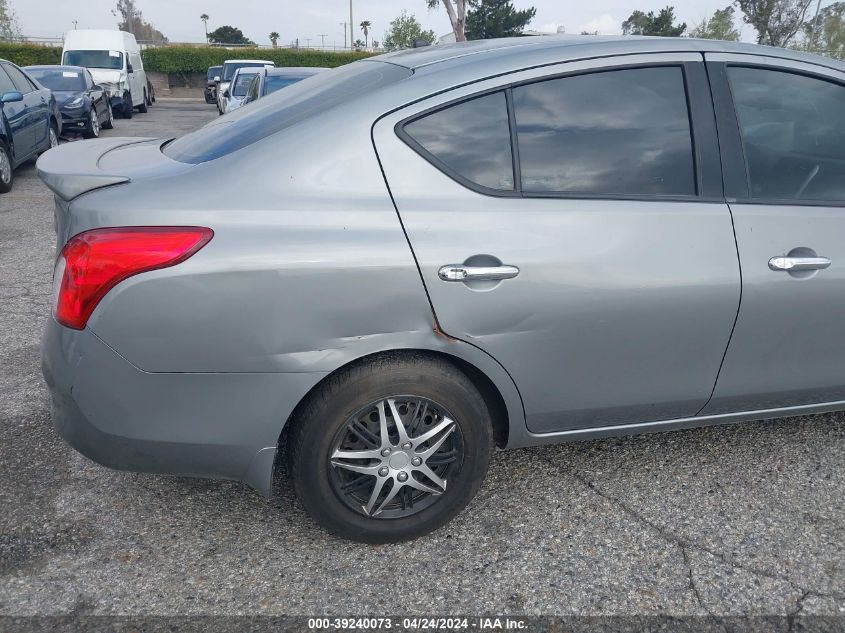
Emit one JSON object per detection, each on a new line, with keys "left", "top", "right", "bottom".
{"left": 512, "top": 67, "right": 696, "bottom": 196}
{"left": 728, "top": 67, "right": 845, "bottom": 201}
{"left": 403, "top": 91, "right": 514, "bottom": 191}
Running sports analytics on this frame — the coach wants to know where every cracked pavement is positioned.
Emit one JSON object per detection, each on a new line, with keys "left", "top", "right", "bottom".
{"left": 0, "top": 100, "right": 844, "bottom": 621}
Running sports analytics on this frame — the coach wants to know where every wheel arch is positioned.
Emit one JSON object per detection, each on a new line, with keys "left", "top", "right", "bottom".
{"left": 272, "top": 345, "right": 522, "bottom": 480}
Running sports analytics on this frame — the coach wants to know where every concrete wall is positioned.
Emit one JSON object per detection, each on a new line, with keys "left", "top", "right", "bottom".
{"left": 146, "top": 70, "right": 206, "bottom": 99}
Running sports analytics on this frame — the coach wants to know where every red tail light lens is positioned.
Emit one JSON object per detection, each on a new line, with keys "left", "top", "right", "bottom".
{"left": 54, "top": 226, "right": 213, "bottom": 330}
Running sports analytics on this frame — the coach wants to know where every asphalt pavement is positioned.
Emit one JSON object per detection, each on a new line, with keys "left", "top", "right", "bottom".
{"left": 0, "top": 98, "right": 843, "bottom": 622}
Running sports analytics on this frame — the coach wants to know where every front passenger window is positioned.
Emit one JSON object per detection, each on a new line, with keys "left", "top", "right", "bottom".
{"left": 728, "top": 67, "right": 845, "bottom": 201}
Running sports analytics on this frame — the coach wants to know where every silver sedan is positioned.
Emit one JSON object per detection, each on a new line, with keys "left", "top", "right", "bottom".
{"left": 37, "top": 36, "right": 845, "bottom": 543}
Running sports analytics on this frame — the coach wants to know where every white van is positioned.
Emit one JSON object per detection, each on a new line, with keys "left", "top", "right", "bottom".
{"left": 62, "top": 29, "right": 149, "bottom": 119}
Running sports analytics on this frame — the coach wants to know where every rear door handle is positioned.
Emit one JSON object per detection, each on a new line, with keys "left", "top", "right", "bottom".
{"left": 768, "top": 256, "right": 831, "bottom": 272}
{"left": 438, "top": 264, "right": 520, "bottom": 282}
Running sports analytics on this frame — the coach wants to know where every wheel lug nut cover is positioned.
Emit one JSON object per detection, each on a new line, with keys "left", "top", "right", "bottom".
{"left": 402, "top": 442, "right": 412, "bottom": 449}
{"left": 411, "top": 457, "right": 422, "bottom": 466}
{"left": 397, "top": 472, "right": 408, "bottom": 482}
{"left": 381, "top": 448, "right": 391, "bottom": 456}
{"left": 378, "top": 467, "right": 389, "bottom": 477}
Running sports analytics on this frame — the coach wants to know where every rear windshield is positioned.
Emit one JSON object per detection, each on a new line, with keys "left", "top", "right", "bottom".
{"left": 264, "top": 75, "right": 305, "bottom": 94}
{"left": 223, "top": 62, "right": 271, "bottom": 81}
{"left": 207, "top": 66, "right": 222, "bottom": 80}
{"left": 164, "top": 61, "right": 411, "bottom": 164}
{"left": 27, "top": 68, "right": 86, "bottom": 91}
{"left": 63, "top": 50, "right": 122, "bottom": 70}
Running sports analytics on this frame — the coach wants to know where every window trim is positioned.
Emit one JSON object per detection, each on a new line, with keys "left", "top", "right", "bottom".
{"left": 396, "top": 61, "right": 723, "bottom": 203}
{"left": 710, "top": 58, "right": 845, "bottom": 207}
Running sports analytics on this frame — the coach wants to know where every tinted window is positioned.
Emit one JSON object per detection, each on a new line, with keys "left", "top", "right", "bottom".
{"left": 223, "top": 62, "right": 271, "bottom": 81}
{"left": 164, "top": 62, "right": 411, "bottom": 164}
{"left": 513, "top": 67, "right": 695, "bottom": 196}
{"left": 0, "top": 67, "right": 15, "bottom": 95}
{"left": 5, "top": 64, "right": 35, "bottom": 93}
{"left": 63, "top": 50, "right": 123, "bottom": 70}
{"left": 404, "top": 92, "right": 514, "bottom": 191}
{"left": 207, "top": 66, "right": 222, "bottom": 80}
{"left": 26, "top": 68, "right": 86, "bottom": 92}
{"left": 728, "top": 67, "right": 845, "bottom": 201}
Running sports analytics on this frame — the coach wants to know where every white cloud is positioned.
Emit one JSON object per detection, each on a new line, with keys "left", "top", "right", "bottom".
{"left": 576, "top": 14, "right": 622, "bottom": 35}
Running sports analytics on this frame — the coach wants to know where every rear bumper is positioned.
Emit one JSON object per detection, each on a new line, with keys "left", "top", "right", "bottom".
{"left": 41, "top": 318, "right": 325, "bottom": 496}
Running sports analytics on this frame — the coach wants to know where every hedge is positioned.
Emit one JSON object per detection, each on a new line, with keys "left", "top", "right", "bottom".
{"left": 0, "top": 43, "right": 62, "bottom": 67}
{"left": 140, "top": 46, "right": 376, "bottom": 73}
{"left": 0, "top": 42, "right": 374, "bottom": 73}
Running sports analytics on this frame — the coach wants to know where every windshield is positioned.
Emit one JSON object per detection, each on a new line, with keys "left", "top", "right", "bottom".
{"left": 264, "top": 76, "right": 305, "bottom": 95}
{"left": 164, "top": 61, "right": 411, "bottom": 164}
{"left": 63, "top": 50, "right": 123, "bottom": 70}
{"left": 231, "top": 72, "right": 257, "bottom": 97}
{"left": 27, "top": 68, "right": 86, "bottom": 92}
{"left": 207, "top": 66, "right": 222, "bottom": 80}
{"left": 223, "top": 62, "right": 271, "bottom": 81}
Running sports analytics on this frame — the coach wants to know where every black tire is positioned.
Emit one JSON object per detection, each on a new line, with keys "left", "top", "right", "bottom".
{"left": 122, "top": 92, "right": 133, "bottom": 119}
{"left": 137, "top": 90, "right": 148, "bottom": 113}
{"left": 0, "top": 140, "right": 13, "bottom": 193}
{"left": 288, "top": 353, "right": 493, "bottom": 543}
{"left": 101, "top": 103, "right": 114, "bottom": 130}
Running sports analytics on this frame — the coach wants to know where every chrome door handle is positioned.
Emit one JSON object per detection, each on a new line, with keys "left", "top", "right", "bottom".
{"left": 768, "top": 256, "right": 831, "bottom": 272}
{"left": 438, "top": 264, "right": 520, "bottom": 282}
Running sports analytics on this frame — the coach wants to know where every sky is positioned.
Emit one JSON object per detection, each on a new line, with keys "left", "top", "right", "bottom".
{"left": 17, "top": 0, "right": 761, "bottom": 47}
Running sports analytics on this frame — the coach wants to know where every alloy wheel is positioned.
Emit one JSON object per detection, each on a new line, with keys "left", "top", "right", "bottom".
{"left": 90, "top": 110, "right": 100, "bottom": 137}
{"left": 329, "top": 396, "right": 463, "bottom": 519}
{"left": 49, "top": 127, "right": 58, "bottom": 148}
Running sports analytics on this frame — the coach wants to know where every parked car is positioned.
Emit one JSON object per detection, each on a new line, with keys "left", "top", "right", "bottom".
{"left": 205, "top": 65, "right": 222, "bottom": 104}
{"left": 0, "top": 59, "right": 60, "bottom": 193}
{"left": 25, "top": 65, "right": 114, "bottom": 138}
{"left": 252, "top": 67, "right": 327, "bottom": 102}
{"left": 147, "top": 79, "right": 156, "bottom": 104}
{"left": 220, "top": 66, "right": 263, "bottom": 115}
{"left": 216, "top": 59, "right": 273, "bottom": 114}
{"left": 37, "top": 37, "right": 845, "bottom": 543}
{"left": 61, "top": 29, "right": 149, "bottom": 118}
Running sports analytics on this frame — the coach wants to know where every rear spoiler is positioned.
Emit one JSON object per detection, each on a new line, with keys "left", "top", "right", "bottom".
{"left": 36, "top": 137, "right": 155, "bottom": 201}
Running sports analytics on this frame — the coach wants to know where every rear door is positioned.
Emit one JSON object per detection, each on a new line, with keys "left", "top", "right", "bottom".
{"left": 701, "top": 54, "right": 845, "bottom": 414}
{"left": 374, "top": 54, "right": 742, "bottom": 433}
{"left": 0, "top": 64, "right": 31, "bottom": 160}
{"left": 5, "top": 63, "right": 46, "bottom": 152}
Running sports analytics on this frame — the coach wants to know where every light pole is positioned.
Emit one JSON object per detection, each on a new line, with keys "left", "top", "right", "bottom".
{"left": 318, "top": 34, "right": 327, "bottom": 49}
{"left": 340, "top": 22, "right": 347, "bottom": 49}
{"left": 349, "top": 0, "right": 354, "bottom": 50}
{"left": 72, "top": 19, "right": 78, "bottom": 29}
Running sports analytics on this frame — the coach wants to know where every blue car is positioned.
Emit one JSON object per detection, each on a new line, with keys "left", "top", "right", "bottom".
{"left": 0, "top": 59, "right": 61, "bottom": 193}
{"left": 25, "top": 65, "right": 114, "bottom": 139}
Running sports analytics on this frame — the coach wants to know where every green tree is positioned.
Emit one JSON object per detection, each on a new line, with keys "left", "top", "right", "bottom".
{"left": 0, "top": 0, "right": 21, "bottom": 41}
{"left": 689, "top": 5, "right": 740, "bottom": 40}
{"left": 383, "top": 10, "right": 435, "bottom": 51}
{"left": 200, "top": 14, "right": 209, "bottom": 42}
{"left": 622, "top": 6, "right": 686, "bottom": 36}
{"left": 360, "top": 20, "right": 372, "bottom": 47}
{"left": 269, "top": 31, "right": 280, "bottom": 48}
{"left": 207, "top": 25, "right": 253, "bottom": 45}
{"left": 113, "top": 0, "right": 167, "bottom": 41}
{"left": 426, "top": 0, "right": 468, "bottom": 42}
{"left": 735, "top": 0, "right": 813, "bottom": 46}
{"left": 465, "top": 0, "right": 536, "bottom": 39}
{"left": 803, "top": 1, "right": 845, "bottom": 58}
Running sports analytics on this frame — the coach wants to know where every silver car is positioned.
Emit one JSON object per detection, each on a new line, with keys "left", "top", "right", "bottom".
{"left": 38, "top": 37, "right": 845, "bottom": 543}
{"left": 220, "top": 66, "right": 263, "bottom": 115}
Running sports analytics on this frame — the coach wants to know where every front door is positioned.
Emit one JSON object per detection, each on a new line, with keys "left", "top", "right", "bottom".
{"left": 702, "top": 54, "right": 845, "bottom": 414}
{"left": 374, "top": 55, "right": 742, "bottom": 433}
{"left": 0, "top": 64, "right": 31, "bottom": 160}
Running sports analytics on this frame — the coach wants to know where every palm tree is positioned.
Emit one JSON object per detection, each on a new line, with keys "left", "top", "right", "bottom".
{"left": 200, "top": 14, "right": 209, "bottom": 43}
{"left": 359, "top": 20, "right": 371, "bottom": 48}
{"left": 269, "top": 31, "right": 280, "bottom": 48}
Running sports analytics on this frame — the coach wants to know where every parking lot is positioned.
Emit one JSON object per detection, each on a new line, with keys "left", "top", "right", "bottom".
{"left": 0, "top": 98, "right": 844, "bottom": 620}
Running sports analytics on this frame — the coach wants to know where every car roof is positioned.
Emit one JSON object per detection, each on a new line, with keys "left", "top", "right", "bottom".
{"left": 24, "top": 65, "right": 87, "bottom": 72}
{"left": 373, "top": 35, "right": 845, "bottom": 73}
{"left": 223, "top": 59, "right": 274, "bottom": 64}
{"left": 266, "top": 67, "right": 327, "bottom": 76}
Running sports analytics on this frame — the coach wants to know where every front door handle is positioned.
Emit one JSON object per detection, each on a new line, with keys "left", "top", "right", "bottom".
{"left": 768, "top": 256, "right": 831, "bottom": 272}
{"left": 438, "top": 264, "right": 520, "bottom": 282}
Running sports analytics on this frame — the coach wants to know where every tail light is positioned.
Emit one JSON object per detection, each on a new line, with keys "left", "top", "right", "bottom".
{"left": 54, "top": 226, "right": 213, "bottom": 330}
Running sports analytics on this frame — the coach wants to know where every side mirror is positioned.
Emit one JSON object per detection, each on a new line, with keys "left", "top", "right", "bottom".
{"left": 92, "top": 84, "right": 103, "bottom": 91}
{"left": 0, "top": 91, "right": 22, "bottom": 103}
{"left": 213, "top": 75, "right": 220, "bottom": 82}
{"left": 223, "top": 89, "right": 230, "bottom": 98}
{"left": 127, "top": 62, "right": 134, "bottom": 74}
